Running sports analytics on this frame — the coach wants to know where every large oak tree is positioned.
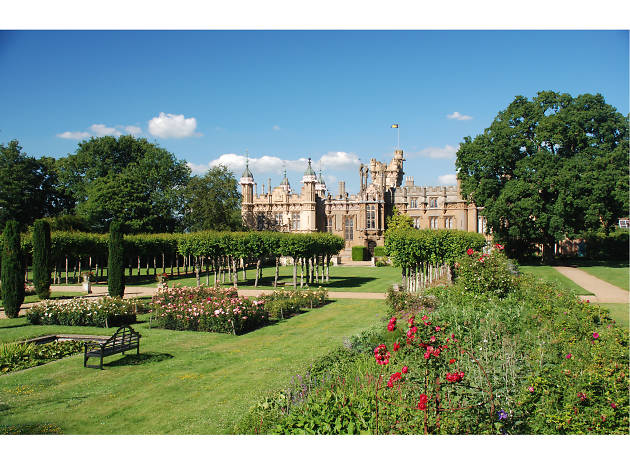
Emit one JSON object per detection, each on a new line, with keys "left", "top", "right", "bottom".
{"left": 456, "top": 91, "right": 628, "bottom": 261}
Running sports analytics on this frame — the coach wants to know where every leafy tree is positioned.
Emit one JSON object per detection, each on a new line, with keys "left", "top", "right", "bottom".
{"left": 386, "top": 207, "right": 413, "bottom": 233}
{"left": 183, "top": 166, "right": 243, "bottom": 232}
{"left": 57, "top": 135, "right": 190, "bottom": 233}
{"left": 32, "top": 219, "right": 52, "bottom": 299}
{"left": 107, "top": 221, "right": 125, "bottom": 297}
{"left": 456, "top": 91, "right": 628, "bottom": 261}
{"left": 1, "top": 220, "right": 24, "bottom": 317}
{"left": 0, "top": 141, "right": 70, "bottom": 230}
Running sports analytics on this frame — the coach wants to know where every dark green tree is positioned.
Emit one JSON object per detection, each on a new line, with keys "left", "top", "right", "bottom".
{"left": 0, "top": 141, "right": 71, "bottom": 230}
{"left": 32, "top": 219, "right": 52, "bottom": 299}
{"left": 456, "top": 91, "right": 628, "bottom": 261}
{"left": 107, "top": 221, "right": 125, "bottom": 298}
{"left": 183, "top": 165, "right": 243, "bottom": 232}
{"left": 1, "top": 220, "right": 25, "bottom": 318}
{"left": 56, "top": 135, "right": 190, "bottom": 233}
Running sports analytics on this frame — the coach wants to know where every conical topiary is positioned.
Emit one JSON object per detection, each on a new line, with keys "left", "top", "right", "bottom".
{"left": 32, "top": 219, "right": 52, "bottom": 299}
{"left": 107, "top": 221, "right": 125, "bottom": 297}
{"left": 1, "top": 220, "right": 25, "bottom": 318}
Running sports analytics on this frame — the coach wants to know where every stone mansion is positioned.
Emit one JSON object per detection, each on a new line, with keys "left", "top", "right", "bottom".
{"left": 240, "top": 149, "right": 486, "bottom": 254}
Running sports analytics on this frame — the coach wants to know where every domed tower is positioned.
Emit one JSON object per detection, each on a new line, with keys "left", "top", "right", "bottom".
{"left": 279, "top": 168, "right": 291, "bottom": 193}
{"left": 240, "top": 158, "right": 255, "bottom": 227}
{"left": 300, "top": 158, "right": 318, "bottom": 231}
{"left": 315, "top": 169, "right": 327, "bottom": 197}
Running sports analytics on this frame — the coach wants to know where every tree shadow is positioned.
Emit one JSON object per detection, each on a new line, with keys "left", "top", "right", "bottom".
{"left": 0, "top": 322, "right": 30, "bottom": 330}
{"left": 106, "top": 352, "right": 174, "bottom": 367}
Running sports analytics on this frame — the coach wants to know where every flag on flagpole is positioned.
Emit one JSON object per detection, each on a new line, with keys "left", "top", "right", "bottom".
{"left": 391, "top": 124, "right": 399, "bottom": 128}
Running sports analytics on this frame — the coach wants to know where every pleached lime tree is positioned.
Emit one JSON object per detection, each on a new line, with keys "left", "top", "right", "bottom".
{"left": 32, "top": 219, "right": 52, "bottom": 299}
{"left": 107, "top": 221, "right": 125, "bottom": 297}
{"left": 1, "top": 220, "right": 25, "bottom": 317}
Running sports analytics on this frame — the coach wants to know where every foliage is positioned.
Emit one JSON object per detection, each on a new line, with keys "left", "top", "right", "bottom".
{"left": 108, "top": 221, "right": 125, "bottom": 297}
{"left": 373, "top": 246, "right": 386, "bottom": 257}
{"left": 150, "top": 285, "right": 267, "bottom": 335}
{"left": 26, "top": 297, "right": 138, "bottom": 327}
{"left": 1, "top": 220, "right": 24, "bottom": 318}
{"left": 453, "top": 245, "right": 517, "bottom": 298}
{"left": 0, "top": 140, "right": 70, "bottom": 231}
{"left": 183, "top": 165, "right": 243, "bottom": 232}
{"left": 32, "top": 220, "right": 52, "bottom": 299}
{"left": 56, "top": 135, "right": 191, "bottom": 233}
{"left": 1, "top": 340, "right": 84, "bottom": 374}
{"left": 580, "top": 230, "right": 629, "bottom": 260}
{"left": 351, "top": 246, "right": 367, "bottom": 261}
{"left": 386, "top": 207, "right": 413, "bottom": 232}
{"left": 257, "top": 288, "right": 328, "bottom": 319}
{"left": 456, "top": 91, "right": 629, "bottom": 261}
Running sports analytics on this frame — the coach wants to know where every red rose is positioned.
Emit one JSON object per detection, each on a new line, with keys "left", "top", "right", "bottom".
{"left": 402, "top": 366, "right": 408, "bottom": 374}
{"left": 449, "top": 358, "right": 456, "bottom": 364}
{"left": 393, "top": 342, "right": 400, "bottom": 352}
{"left": 467, "top": 248, "right": 474, "bottom": 256}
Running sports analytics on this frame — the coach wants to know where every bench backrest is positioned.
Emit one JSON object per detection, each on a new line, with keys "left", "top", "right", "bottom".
{"left": 105, "top": 325, "right": 141, "bottom": 348}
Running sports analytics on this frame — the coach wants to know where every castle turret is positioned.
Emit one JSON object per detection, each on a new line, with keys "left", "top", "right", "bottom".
{"left": 300, "top": 158, "right": 317, "bottom": 231}
{"left": 240, "top": 159, "right": 255, "bottom": 226}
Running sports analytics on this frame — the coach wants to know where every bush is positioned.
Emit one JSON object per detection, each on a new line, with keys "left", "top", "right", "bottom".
{"left": 257, "top": 288, "right": 328, "bottom": 319}
{"left": 150, "top": 285, "right": 267, "bottom": 334}
{"left": 373, "top": 246, "right": 386, "bottom": 257}
{"left": 1, "top": 220, "right": 24, "bottom": 318}
{"left": 1, "top": 340, "right": 84, "bottom": 374}
{"left": 352, "top": 246, "right": 367, "bottom": 261}
{"left": 582, "top": 230, "right": 629, "bottom": 260}
{"left": 452, "top": 245, "right": 517, "bottom": 298}
{"left": 27, "top": 297, "right": 138, "bottom": 327}
{"left": 108, "top": 221, "right": 125, "bottom": 297}
{"left": 32, "top": 219, "right": 52, "bottom": 300}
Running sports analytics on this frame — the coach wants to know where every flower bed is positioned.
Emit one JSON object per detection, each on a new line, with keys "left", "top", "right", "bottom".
{"left": 27, "top": 297, "right": 138, "bottom": 327}
{"left": 1, "top": 340, "right": 84, "bottom": 374}
{"left": 257, "top": 288, "right": 328, "bottom": 319}
{"left": 150, "top": 286, "right": 267, "bottom": 335}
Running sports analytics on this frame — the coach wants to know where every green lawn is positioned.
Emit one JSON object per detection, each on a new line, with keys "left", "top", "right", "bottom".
{"left": 519, "top": 265, "right": 593, "bottom": 295}
{"left": 1, "top": 292, "right": 84, "bottom": 309}
{"left": 570, "top": 260, "right": 629, "bottom": 292}
{"left": 0, "top": 298, "right": 385, "bottom": 434}
{"left": 108, "top": 264, "right": 403, "bottom": 293}
{"left": 596, "top": 303, "right": 629, "bottom": 328}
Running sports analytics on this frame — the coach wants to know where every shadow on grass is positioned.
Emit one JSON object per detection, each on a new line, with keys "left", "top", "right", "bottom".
{"left": 566, "top": 259, "right": 628, "bottom": 269}
{"left": 106, "top": 352, "right": 174, "bottom": 367}
{"left": 0, "top": 322, "right": 30, "bottom": 330}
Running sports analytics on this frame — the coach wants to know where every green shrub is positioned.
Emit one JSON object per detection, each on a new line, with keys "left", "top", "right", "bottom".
{"left": 582, "top": 230, "right": 629, "bottom": 260}
{"left": 1, "top": 220, "right": 24, "bottom": 318}
{"left": 107, "top": 221, "right": 125, "bottom": 297}
{"left": 352, "top": 246, "right": 367, "bottom": 261}
{"left": 257, "top": 288, "right": 328, "bottom": 319}
{"left": 1, "top": 340, "right": 84, "bottom": 374}
{"left": 452, "top": 246, "right": 517, "bottom": 298}
{"left": 26, "top": 297, "right": 137, "bottom": 327}
{"left": 373, "top": 246, "right": 385, "bottom": 257}
{"left": 32, "top": 219, "right": 52, "bottom": 300}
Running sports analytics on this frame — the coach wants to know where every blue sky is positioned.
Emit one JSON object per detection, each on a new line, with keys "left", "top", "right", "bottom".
{"left": 1, "top": 30, "right": 628, "bottom": 195}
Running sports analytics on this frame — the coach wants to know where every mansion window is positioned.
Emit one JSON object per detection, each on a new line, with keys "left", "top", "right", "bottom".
{"left": 366, "top": 205, "right": 376, "bottom": 229}
{"left": 429, "top": 197, "right": 438, "bottom": 208}
{"left": 291, "top": 212, "right": 300, "bottom": 230}
{"left": 274, "top": 213, "right": 283, "bottom": 227}
{"left": 429, "top": 216, "right": 439, "bottom": 229}
{"left": 257, "top": 214, "right": 265, "bottom": 230}
{"left": 326, "top": 215, "right": 334, "bottom": 233}
{"left": 410, "top": 198, "right": 418, "bottom": 209}
{"left": 477, "top": 216, "right": 487, "bottom": 234}
{"left": 344, "top": 216, "right": 354, "bottom": 241}
{"left": 445, "top": 216, "right": 454, "bottom": 229}
{"left": 413, "top": 217, "right": 421, "bottom": 229}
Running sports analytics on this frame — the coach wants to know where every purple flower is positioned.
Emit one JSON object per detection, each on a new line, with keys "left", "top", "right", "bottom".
{"left": 498, "top": 409, "right": 508, "bottom": 420}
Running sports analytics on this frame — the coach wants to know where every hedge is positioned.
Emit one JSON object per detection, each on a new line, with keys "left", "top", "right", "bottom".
{"left": 352, "top": 246, "right": 367, "bottom": 261}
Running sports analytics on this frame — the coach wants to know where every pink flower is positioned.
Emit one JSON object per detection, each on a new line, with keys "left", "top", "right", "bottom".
{"left": 402, "top": 366, "right": 408, "bottom": 374}
{"left": 611, "top": 402, "right": 617, "bottom": 409}
{"left": 467, "top": 248, "right": 474, "bottom": 256}
{"left": 592, "top": 332, "right": 599, "bottom": 339}
{"left": 435, "top": 326, "right": 441, "bottom": 331}
{"left": 393, "top": 342, "right": 400, "bottom": 352}
{"left": 528, "top": 386, "right": 535, "bottom": 393}
{"left": 566, "top": 353, "right": 572, "bottom": 359}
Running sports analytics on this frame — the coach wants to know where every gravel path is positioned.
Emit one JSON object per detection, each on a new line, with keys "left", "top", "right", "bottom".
{"left": 554, "top": 266, "right": 629, "bottom": 304}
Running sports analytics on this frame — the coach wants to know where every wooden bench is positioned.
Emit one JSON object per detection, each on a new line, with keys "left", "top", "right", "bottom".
{"left": 83, "top": 325, "right": 141, "bottom": 369}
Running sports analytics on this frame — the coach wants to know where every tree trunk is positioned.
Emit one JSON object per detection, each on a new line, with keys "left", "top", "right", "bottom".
{"left": 255, "top": 259, "right": 261, "bottom": 287}
{"left": 232, "top": 257, "right": 238, "bottom": 288}
{"left": 274, "top": 257, "right": 279, "bottom": 288}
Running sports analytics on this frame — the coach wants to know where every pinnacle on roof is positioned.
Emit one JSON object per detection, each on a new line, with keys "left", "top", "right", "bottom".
{"left": 241, "top": 158, "right": 253, "bottom": 178}
{"left": 318, "top": 169, "right": 325, "bottom": 184}
{"left": 304, "top": 158, "right": 316, "bottom": 176}
{"left": 281, "top": 168, "right": 290, "bottom": 185}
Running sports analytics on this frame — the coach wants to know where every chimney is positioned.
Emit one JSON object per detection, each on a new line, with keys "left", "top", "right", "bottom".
{"left": 339, "top": 181, "right": 345, "bottom": 198}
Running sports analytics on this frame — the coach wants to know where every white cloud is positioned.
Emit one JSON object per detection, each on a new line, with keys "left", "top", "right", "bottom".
{"left": 319, "top": 151, "right": 360, "bottom": 169}
{"left": 148, "top": 112, "right": 199, "bottom": 138}
{"left": 418, "top": 145, "right": 459, "bottom": 160}
{"left": 89, "top": 123, "right": 121, "bottom": 137}
{"left": 447, "top": 111, "right": 473, "bottom": 121}
{"left": 57, "top": 131, "right": 90, "bottom": 140}
{"left": 124, "top": 125, "right": 142, "bottom": 136}
{"left": 438, "top": 174, "right": 457, "bottom": 185}
{"left": 272, "top": 125, "right": 281, "bottom": 131}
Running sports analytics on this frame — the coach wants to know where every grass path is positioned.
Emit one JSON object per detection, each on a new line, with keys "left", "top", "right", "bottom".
{"left": 0, "top": 298, "right": 385, "bottom": 434}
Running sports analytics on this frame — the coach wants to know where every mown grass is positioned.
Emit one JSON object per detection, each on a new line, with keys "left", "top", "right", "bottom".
{"left": 596, "top": 303, "right": 629, "bottom": 328}
{"left": 519, "top": 265, "right": 593, "bottom": 295}
{"left": 0, "top": 298, "right": 385, "bottom": 434}
{"left": 570, "top": 261, "right": 629, "bottom": 292}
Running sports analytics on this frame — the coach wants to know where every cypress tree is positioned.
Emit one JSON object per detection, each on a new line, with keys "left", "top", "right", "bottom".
{"left": 32, "top": 219, "right": 52, "bottom": 299}
{"left": 108, "top": 221, "right": 125, "bottom": 297}
{"left": 1, "top": 220, "right": 25, "bottom": 318}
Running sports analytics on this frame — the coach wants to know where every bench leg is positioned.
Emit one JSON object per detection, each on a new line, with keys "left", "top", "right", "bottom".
{"left": 137, "top": 345, "right": 140, "bottom": 355}
{"left": 100, "top": 355, "right": 103, "bottom": 370}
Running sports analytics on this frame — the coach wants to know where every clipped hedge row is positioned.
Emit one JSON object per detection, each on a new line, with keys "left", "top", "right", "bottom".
{"left": 351, "top": 246, "right": 367, "bottom": 261}
{"left": 26, "top": 297, "right": 138, "bottom": 327}
{"left": 257, "top": 288, "right": 328, "bottom": 319}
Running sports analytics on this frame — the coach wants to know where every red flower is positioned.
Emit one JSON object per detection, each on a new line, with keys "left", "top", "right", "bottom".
{"left": 393, "top": 342, "right": 400, "bottom": 352}
{"left": 495, "top": 243, "right": 504, "bottom": 250}
{"left": 416, "top": 402, "right": 427, "bottom": 411}
{"left": 374, "top": 344, "right": 391, "bottom": 365}
{"left": 387, "top": 380, "right": 394, "bottom": 388}
{"left": 449, "top": 358, "right": 456, "bottom": 364}
{"left": 592, "top": 332, "right": 599, "bottom": 339}
{"left": 430, "top": 336, "right": 436, "bottom": 343}
{"left": 402, "top": 366, "right": 408, "bottom": 374}
{"left": 467, "top": 248, "right": 474, "bottom": 256}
